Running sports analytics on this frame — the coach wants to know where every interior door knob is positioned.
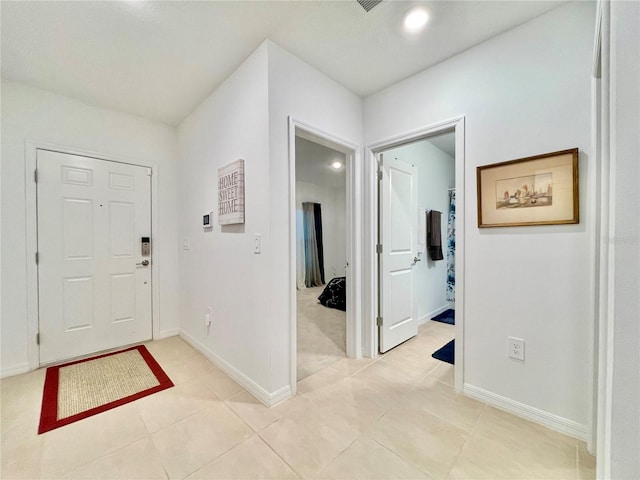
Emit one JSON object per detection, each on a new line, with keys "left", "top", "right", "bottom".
{"left": 136, "top": 259, "right": 150, "bottom": 266}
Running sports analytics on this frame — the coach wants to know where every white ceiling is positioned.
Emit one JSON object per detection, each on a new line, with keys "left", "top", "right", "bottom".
{"left": 296, "top": 137, "right": 346, "bottom": 191}
{"left": 1, "top": 0, "right": 566, "bottom": 126}
{"left": 427, "top": 132, "right": 455, "bottom": 157}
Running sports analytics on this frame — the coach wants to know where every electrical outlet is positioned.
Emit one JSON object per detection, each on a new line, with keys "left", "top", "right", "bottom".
{"left": 254, "top": 234, "right": 261, "bottom": 254}
{"left": 508, "top": 337, "right": 525, "bottom": 360}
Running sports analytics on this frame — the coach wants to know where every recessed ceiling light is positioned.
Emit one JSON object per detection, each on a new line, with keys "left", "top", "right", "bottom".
{"left": 404, "top": 8, "right": 429, "bottom": 32}
{"left": 331, "top": 160, "right": 343, "bottom": 170}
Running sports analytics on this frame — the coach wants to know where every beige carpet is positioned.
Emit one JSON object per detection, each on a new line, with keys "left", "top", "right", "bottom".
{"left": 297, "top": 286, "right": 346, "bottom": 380}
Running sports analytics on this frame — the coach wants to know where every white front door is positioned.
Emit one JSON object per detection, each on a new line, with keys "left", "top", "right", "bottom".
{"left": 379, "top": 154, "right": 418, "bottom": 353}
{"left": 37, "top": 150, "right": 152, "bottom": 364}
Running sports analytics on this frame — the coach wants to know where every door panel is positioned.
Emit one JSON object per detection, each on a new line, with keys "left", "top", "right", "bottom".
{"left": 379, "top": 155, "right": 418, "bottom": 353}
{"left": 37, "top": 150, "right": 152, "bottom": 364}
{"left": 63, "top": 276, "right": 94, "bottom": 331}
{"left": 389, "top": 168, "right": 413, "bottom": 253}
{"left": 110, "top": 273, "right": 135, "bottom": 323}
{"left": 109, "top": 201, "right": 135, "bottom": 257}
{"left": 62, "top": 198, "right": 94, "bottom": 259}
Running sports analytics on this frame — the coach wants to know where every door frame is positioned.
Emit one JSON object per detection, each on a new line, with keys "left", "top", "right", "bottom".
{"left": 288, "top": 117, "right": 362, "bottom": 394}
{"left": 364, "top": 115, "right": 466, "bottom": 392}
{"left": 24, "top": 141, "right": 161, "bottom": 370}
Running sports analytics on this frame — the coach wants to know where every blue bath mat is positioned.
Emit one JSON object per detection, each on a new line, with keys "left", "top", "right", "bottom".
{"left": 431, "top": 309, "right": 455, "bottom": 325}
{"left": 432, "top": 339, "right": 455, "bottom": 364}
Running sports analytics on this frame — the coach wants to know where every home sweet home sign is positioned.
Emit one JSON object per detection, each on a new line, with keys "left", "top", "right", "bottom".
{"left": 218, "top": 159, "right": 245, "bottom": 225}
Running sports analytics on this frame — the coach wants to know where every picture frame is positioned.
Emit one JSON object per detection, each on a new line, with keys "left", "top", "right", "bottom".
{"left": 218, "top": 159, "right": 245, "bottom": 225}
{"left": 476, "top": 148, "right": 579, "bottom": 228}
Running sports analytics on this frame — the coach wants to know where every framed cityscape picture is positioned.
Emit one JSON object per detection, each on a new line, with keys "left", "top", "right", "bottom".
{"left": 477, "top": 148, "right": 579, "bottom": 227}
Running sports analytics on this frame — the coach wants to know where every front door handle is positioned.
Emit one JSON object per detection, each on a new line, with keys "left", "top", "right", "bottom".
{"left": 136, "top": 259, "right": 150, "bottom": 267}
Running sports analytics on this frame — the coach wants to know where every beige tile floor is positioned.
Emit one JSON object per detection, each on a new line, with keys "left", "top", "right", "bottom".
{"left": 1, "top": 322, "right": 596, "bottom": 480}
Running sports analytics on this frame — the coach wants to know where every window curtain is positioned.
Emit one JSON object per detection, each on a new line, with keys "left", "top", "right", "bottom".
{"left": 313, "top": 203, "right": 325, "bottom": 284}
{"left": 446, "top": 189, "right": 456, "bottom": 302}
{"left": 302, "top": 202, "right": 325, "bottom": 288}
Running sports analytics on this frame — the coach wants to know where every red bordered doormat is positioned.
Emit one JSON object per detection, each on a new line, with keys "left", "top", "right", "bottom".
{"left": 38, "top": 345, "right": 173, "bottom": 434}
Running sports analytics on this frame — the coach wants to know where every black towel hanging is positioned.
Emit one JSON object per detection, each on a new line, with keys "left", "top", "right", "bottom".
{"left": 427, "top": 210, "right": 444, "bottom": 261}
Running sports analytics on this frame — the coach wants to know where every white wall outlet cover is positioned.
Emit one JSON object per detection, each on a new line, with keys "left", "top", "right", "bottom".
{"left": 254, "top": 234, "right": 261, "bottom": 254}
{"left": 508, "top": 337, "right": 525, "bottom": 360}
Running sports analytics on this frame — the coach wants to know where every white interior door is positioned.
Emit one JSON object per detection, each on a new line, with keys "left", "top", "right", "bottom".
{"left": 379, "top": 153, "right": 418, "bottom": 353}
{"left": 37, "top": 150, "right": 152, "bottom": 364}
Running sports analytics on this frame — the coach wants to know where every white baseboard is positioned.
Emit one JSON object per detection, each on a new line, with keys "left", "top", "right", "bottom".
{"left": 0, "top": 362, "right": 30, "bottom": 379}
{"left": 157, "top": 328, "right": 180, "bottom": 339}
{"left": 419, "top": 305, "right": 451, "bottom": 325}
{"left": 178, "top": 330, "right": 291, "bottom": 407}
{"left": 464, "top": 383, "right": 590, "bottom": 442}
{"left": 269, "top": 384, "right": 294, "bottom": 406}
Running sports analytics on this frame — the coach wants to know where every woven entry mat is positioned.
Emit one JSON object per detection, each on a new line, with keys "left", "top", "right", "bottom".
{"left": 38, "top": 345, "right": 173, "bottom": 434}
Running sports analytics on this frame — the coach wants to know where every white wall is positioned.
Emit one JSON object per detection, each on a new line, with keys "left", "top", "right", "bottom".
{"left": 608, "top": 1, "right": 640, "bottom": 477}
{"left": 1, "top": 81, "right": 180, "bottom": 376}
{"left": 364, "top": 1, "right": 596, "bottom": 432}
{"left": 296, "top": 138, "right": 347, "bottom": 281}
{"left": 176, "top": 43, "right": 272, "bottom": 396}
{"left": 385, "top": 139, "right": 455, "bottom": 322}
{"left": 176, "top": 40, "right": 362, "bottom": 399}
{"left": 267, "top": 41, "right": 363, "bottom": 392}
{"left": 296, "top": 182, "right": 347, "bottom": 280}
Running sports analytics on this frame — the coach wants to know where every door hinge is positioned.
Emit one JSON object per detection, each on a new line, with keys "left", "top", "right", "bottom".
{"left": 376, "top": 244, "right": 383, "bottom": 254}
{"left": 35, "top": 251, "right": 39, "bottom": 264}
{"left": 376, "top": 316, "right": 383, "bottom": 327}
{"left": 146, "top": 167, "right": 152, "bottom": 176}
{"left": 34, "top": 169, "right": 38, "bottom": 183}
{"left": 377, "top": 170, "right": 382, "bottom": 181}
{"left": 36, "top": 333, "right": 40, "bottom": 345}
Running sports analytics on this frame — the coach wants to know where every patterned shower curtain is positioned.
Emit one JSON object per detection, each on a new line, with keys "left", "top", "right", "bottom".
{"left": 446, "top": 190, "right": 456, "bottom": 302}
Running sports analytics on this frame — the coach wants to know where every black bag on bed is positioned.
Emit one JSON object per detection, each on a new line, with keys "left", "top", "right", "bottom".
{"left": 318, "top": 277, "right": 346, "bottom": 311}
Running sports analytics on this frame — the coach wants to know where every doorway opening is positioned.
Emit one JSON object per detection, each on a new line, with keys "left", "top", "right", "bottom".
{"left": 377, "top": 132, "right": 456, "bottom": 357}
{"left": 288, "top": 118, "right": 361, "bottom": 393}
{"left": 295, "top": 137, "right": 348, "bottom": 380}
{"left": 365, "top": 116, "right": 465, "bottom": 391}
